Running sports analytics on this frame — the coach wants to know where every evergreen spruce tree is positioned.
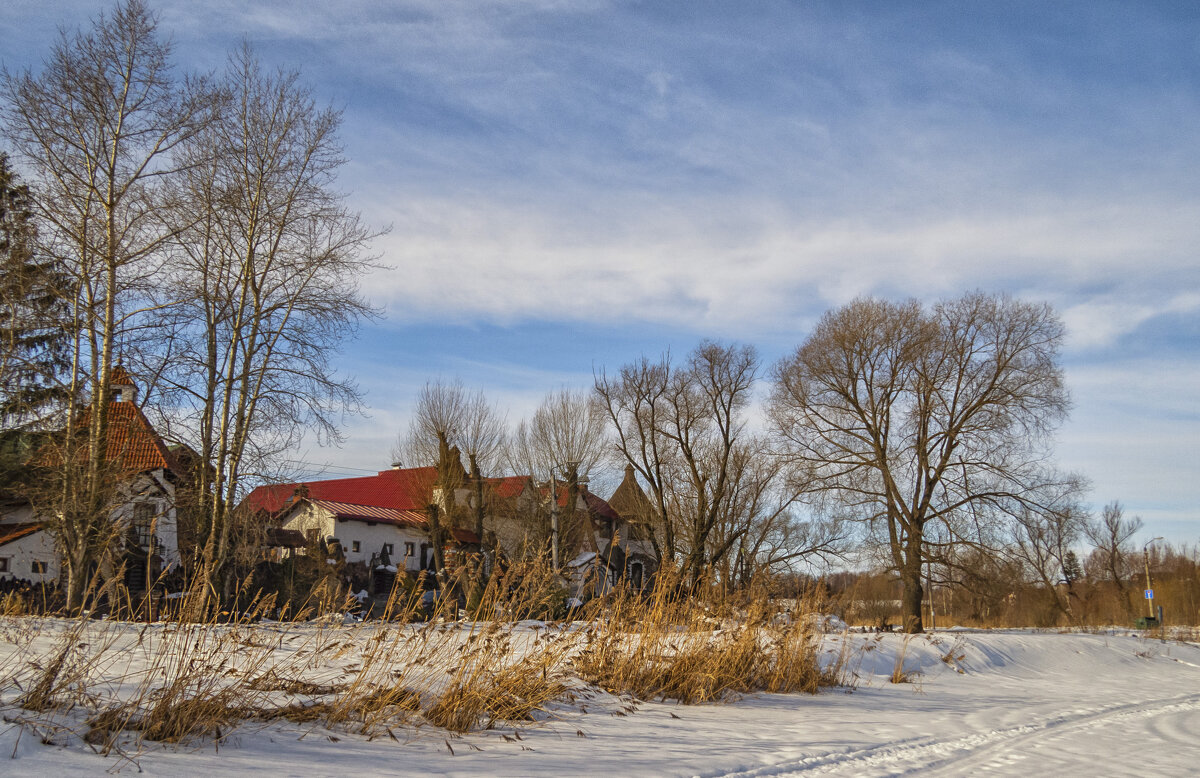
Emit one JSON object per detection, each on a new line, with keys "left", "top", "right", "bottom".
{"left": 0, "top": 153, "right": 70, "bottom": 433}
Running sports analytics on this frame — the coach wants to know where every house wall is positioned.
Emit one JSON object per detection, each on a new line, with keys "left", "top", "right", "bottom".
{"left": 280, "top": 504, "right": 335, "bottom": 545}
{"left": 0, "top": 529, "right": 59, "bottom": 583}
{"left": 281, "top": 505, "right": 427, "bottom": 572}
{"left": 1, "top": 501, "right": 58, "bottom": 583}
{"left": 111, "top": 470, "right": 179, "bottom": 568}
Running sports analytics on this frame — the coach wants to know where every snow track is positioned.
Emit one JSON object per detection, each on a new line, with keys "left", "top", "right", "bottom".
{"left": 708, "top": 692, "right": 1200, "bottom": 778}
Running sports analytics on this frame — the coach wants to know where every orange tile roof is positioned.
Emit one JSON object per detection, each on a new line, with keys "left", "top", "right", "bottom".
{"left": 75, "top": 402, "right": 179, "bottom": 473}
{"left": 487, "top": 475, "right": 530, "bottom": 499}
{"left": 109, "top": 365, "right": 136, "bottom": 386}
{"left": 0, "top": 522, "right": 43, "bottom": 548}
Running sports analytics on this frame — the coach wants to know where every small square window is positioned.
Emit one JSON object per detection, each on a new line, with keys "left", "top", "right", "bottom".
{"left": 0, "top": 557, "right": 9, "bottom": 573}
{"left": 32, "top": 560, "right": 47, "bottom": 574}
{"left": 404, "top": 542, "right": 415, "bottom": 558}
{"left": 351, "top": 540, "right": 361, "bottom": 553}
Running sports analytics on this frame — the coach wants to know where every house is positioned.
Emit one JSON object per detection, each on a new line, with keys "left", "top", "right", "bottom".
{"left": 564, "top": 465, "right": 660, "bottom": 597}
{"left": 244, "top": 465, "right": 481, "bottom": 576}
{"left": 600, "top": 464, "right": 660, "bottom": 590}
{"left": 243, "top": 461, "right": 653, "bottom": 601}
{"left": 3, "top": 367, "right": 183, "bottom": 591}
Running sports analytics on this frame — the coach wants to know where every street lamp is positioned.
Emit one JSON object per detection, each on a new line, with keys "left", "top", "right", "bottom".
{"left": 1143, "top": 536, "right": 1163, "bottom": 619}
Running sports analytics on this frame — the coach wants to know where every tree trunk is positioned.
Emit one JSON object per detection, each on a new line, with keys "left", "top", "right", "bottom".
{"left": 900, "top": 541, "right": 925, "bottom": 634}
{"left": 427, "top": 503, "right": 445, "bottom": 583}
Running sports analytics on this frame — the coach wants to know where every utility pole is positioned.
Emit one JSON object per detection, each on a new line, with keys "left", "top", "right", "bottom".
{"left": 1143, "top": 536, "right": 1163, "bottom": 619}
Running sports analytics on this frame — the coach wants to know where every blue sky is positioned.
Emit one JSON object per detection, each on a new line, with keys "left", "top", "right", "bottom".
{"left": 3, "top": 1, "right": 1198, "bottom": 545}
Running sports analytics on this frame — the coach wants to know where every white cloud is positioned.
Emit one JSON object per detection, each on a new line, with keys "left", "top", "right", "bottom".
{"left": 361, "top": 191, "right": 1200, "bottom": 340}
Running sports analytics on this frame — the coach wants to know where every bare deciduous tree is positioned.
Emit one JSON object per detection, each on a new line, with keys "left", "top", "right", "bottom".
{"left": 1083, "top": 500, "right": 1143, "bottom": 619}
{"left": 2, "top": 0, "right": 214, "bottom": 609}
{"left": 769, "top": 292, "right": 1074, "bottom": 632}
{"left": 505, "top": 387, "right": 607, "bottom": 566}
{"left": 1010, "top": 492, "right": 1089, "bottom": 622}
{"left": 394, "top": 379, "right": 505, "bottom": 585}
{"left": 597, "top": 341, "right": 771, "bottom": 586}
{"left": 165, "top": 44, "right": 377, "bottom": 600}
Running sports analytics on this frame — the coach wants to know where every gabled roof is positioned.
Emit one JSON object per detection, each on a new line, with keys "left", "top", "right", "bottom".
{"left": 70, "top": 402, "right": 179, "bottom": 474}
{"left": 109, "top": 365, "right": 136, "bottom": 387}
{"left": 487, "top": 475, "right": 530, "bottom": 499}
{"left": 0, "top": 522, "right": 43, "bottom": 548}
{"left": 309, "top": 499, "right": 427, "bottom": 528}
{"left": 541, "top": 481, "right": 622, "bottom": 522}
{"left": 244, "top": 466, "right": 438, "bottom": 517}
{"left": 292, "top": 497, "right": 480, "bottom": 544}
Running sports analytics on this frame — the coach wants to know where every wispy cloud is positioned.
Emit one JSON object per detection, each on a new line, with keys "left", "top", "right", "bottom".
{"left": 4, "top": 0, "right": 1199, "bottom": 537}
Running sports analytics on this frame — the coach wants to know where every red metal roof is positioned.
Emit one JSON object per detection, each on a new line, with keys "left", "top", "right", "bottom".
{"left": 310, "top": 499, "right": 427, "bottom": 528}
{"left": 0, "top": 522, "right": 43, "bottom": 548}
{"left": 305, "top": 499, "right": 478, "bottom": 544}
{"left": 244, "top": 466, "right": 439, "bottom": 517}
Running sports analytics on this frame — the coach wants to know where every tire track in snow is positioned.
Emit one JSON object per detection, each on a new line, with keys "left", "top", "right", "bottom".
{"left": 704, "top": 693, "right": 1200, "bottom": 778}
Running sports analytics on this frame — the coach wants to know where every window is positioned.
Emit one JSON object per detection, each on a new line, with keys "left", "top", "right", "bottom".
{"left": 383, "top": 543, "right": 394, "bottom": 555}
{"left": 306, "top": 528, "right": 320, "bottom": 546}
{"left": 351, "top": 540, "right": 361, "bottom": 553}
{"left": 131, "top": 503, "right": 154, "bottom": 550}
{"left": 404, "top": 542, "right": 415, "bottom": 558}
{"left": 31, "top": 560, "right": 47, "bottom": 574}
{"left": 0, "top": 557, "right": 9, "bottom": 573}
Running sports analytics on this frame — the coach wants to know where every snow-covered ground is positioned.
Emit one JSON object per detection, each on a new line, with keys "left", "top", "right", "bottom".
{"left": 3, "top": 620, "right": 1198, "bottom": 776}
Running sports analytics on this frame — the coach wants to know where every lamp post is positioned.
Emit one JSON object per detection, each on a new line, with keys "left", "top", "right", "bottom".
{"left": 1143, "top": 536, "right": 1163, "bottom": 619}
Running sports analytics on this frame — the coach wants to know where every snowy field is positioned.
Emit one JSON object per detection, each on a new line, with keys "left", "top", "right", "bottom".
{"left": 2, "top": 619, "right": 1199, "bottom": 777}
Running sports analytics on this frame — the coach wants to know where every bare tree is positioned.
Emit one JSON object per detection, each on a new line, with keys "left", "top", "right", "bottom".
{"left": 165, "top": 44, "right": 377, "bottom": 601}
{"left": 1010, "top": 491, "right": 1089, "bottom": 622}
{"left": 395, "top": 379, "right": 505, "bottom": 586}
{"left": 1083, "top": 501, "right": 1143, "bottom": 619}
{"left": 769, "top": 293, "right": 1074, "bottom": 632}
{"left": 505, "top": 387, "right": 608, "bottom": 566}
{"left": 597, "top": 341, "right": 765, "bottom": 586}
{"left": 594, "top": 355, "right": 676, "bottom": 562}
{"left": 2, "top": 0, "right": 214, "bottom": 609}
{"left": 714, "top": 437, "right": 849, "bottom": 585}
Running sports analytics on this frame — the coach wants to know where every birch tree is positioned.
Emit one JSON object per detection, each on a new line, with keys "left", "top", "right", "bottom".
{"left": 167, "top": 45, "right": 377, "bottom": 599}
{"left": 2, "top": 0, "right": 213, "bottom": 609}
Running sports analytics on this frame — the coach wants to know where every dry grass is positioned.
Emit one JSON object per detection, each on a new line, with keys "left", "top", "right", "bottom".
{"left": 0, "top": 562, "right": 854, "bottom": 755}
{"left": 574, "top": 572, "right": 843, "bottom": 703}
{"left": 889, "top": 635, "right": 918, "bottom": 684}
